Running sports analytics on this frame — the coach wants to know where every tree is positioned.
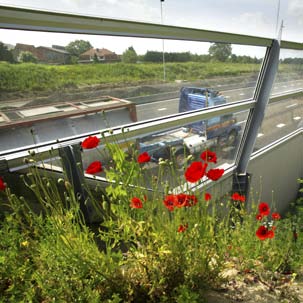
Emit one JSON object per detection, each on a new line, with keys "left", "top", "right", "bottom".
{"left": 165, "top": 52, "right": 191, "bottom": 62}
{"left": 122, "top": 46, "right": 138, "bottom": 63}
{"left": 208, "top": 43, "right": 232, "bottom": 62}
{"left": 18, "top": 51, "right": 38, "bottom": 63}
{"left": 65, "top": 40, "right": 93, "bottom": 57}
{"left": 144, "top": 51, "right": 163, "bottom": 62}
{"left": 0, "top": 42, "right": 14, "bottom": 63}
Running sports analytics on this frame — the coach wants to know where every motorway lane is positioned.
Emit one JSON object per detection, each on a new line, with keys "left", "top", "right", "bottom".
{"left": 134, "top": 79, "right": 302, "bottom": 164}
{"left": 136, "top": 79, "right": 303, "bottom": 121}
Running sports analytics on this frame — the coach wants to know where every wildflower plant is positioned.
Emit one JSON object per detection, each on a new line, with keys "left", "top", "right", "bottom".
{"left": 0, "top": 134, "right": 302, "bottom": 302}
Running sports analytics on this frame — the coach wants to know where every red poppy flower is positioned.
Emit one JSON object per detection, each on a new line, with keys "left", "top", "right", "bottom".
{"left": 171, "top": 194, "right": 197, "bottom": 208}
{"left": 184, "top": 161, "right": 208, "bottom": 183}
{"left": 267, "top": 229, "right": 275, "bottom": 239}
{"left": 205, "top": 192, "right": 212, "bottom": 201}
{"left": 130, "top": 197, "right": 143, "bottom": 209}
{"left": 177, "top": 223, "right": 188, "bottom": 233}
{"left": 256, "top": 225, "right": 269, "bottom": 240}
{"left": 258, "top": 202, "right": 270, "bottom": 216}
{"left": 163, "top": 194, "right": 178, "bottom": 211}
{"left": 178, "top": 194, "right": 198, "bottom": 207}
{"left": 271, "top": 212, "right": 281, "bottom": 220}
{"left": 0, "top": 177, "right": 6, "bottom": 191}
{"left": 206, "top": 168, "right": 224, "bottom": 181}
{"left": 200, "top": 150, "right": 217, "bottom": 163}
{"left": 175, "top": 193, "right": 188, "bottom": 208}
{"left": 137, "top": 152, "right": 151, "bottom": 163}
{"left": 85, "top": 161, "right": 102, "bottom": 174}
{"left": 231, "top": 192, "right": 245, "bottom": 202}
{"left": 256, "top": 214, "right": 263, "bottom": 220}
{"left": 81, "top": 136, "right": 100, "bottom": 149}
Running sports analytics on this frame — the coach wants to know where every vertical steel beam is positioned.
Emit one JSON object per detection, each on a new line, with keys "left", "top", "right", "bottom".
{"left": 233, "top": 39, "right": 280, "bottom": 197}
{"left": 237, "top": 39, "right": 280, "bottom": 174}
{"left": 59, "top": 144, "right": 93, "bottom": 224}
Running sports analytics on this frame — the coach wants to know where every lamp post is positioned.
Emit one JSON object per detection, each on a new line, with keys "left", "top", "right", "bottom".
{"left": 160, "top": 0, "right": 166, "bottom": 82}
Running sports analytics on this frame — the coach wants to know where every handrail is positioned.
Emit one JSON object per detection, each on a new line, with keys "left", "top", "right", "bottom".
{"left": 269, "top": 89, "right": 303, "bottom": 104}
{"left": 0, "top": 98, "right": 256, "bottom": 160}
{"left": 1, "top": 5, "right": 302, "bottom": 49}
{"left": 1, "top": 87, "right": 302, "bottom": 171}
{"left": 0, "top": 5, "right": 280, "bottom": 47}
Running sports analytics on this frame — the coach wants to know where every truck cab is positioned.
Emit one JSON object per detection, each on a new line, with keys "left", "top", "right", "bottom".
{"left": 178, "top": 87, "right": 241, "bottom": 145}
{"left": 138, "top": 87, "right": 241, "bottom": 165}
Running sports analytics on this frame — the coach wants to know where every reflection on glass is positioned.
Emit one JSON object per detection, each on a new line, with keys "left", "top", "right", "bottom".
{"left": 137, "top": 112, "right": 242, "bottom": 166}
{"left": 273, "top": 49, "right": 303, "bottom": 96}
{"left": 0, "top": 29, "right": 265, "bottom": 127}
{"left": 81, "top": 109, "right": 249, "bottom": 188}
{"left": 254, "top": 96, "right": 303, "bottom": 151}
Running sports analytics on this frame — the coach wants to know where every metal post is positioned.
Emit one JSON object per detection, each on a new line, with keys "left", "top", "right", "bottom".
{"left": 160, "top": 0, "right": 166, "bottom": 82}
{"left": 275, "top": 0, "right": 281, "bottom": 36}
{"left": 233, "top": 39, "right": 280, "bottom": 197}
{"left": 59, "top": 144, "right": 93, "bottom": 224}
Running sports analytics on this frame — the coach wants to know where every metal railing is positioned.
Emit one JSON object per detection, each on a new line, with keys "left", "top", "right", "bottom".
{"left": 0, "top": 4, "right": 302, "bottom": 176}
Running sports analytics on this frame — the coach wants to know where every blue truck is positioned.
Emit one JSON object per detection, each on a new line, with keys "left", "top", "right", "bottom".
{"left": 138, "top": 87, "right": 241, "bottom": 165}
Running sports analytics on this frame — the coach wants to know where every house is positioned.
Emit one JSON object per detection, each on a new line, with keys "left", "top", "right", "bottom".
{"left": 79, "top": 48, "right": 120, "bottom": 63}
{"left": 12, "top": 43, "right": 37, "bottom": 61}
{"left": 35, "top": 46, "right": 70, "bottom": 64}
{"left": 13, "top": 43, "right": 71, "bottom": 64}
{"left": 52, "top": 45, "right": 66, "bottom": 51}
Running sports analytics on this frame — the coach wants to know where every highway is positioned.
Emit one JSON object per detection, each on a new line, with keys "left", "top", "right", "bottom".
{"left": 135, "top": 78, "right": 302, "bottom": 158}
{"left": 0, "top": 74, "right": 301, "bottom": 159}
{"left": 136, "top": 79, "right": 303, "bottom": 121}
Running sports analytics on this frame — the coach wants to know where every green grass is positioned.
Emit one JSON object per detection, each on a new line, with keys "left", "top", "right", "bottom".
{"left": 0, "top": 61, "right": 263, "bottom": 94}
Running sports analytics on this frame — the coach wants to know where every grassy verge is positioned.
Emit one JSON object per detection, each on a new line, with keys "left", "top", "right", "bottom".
{"left": 0, "top": 61, "right": 263, "bottom": 94}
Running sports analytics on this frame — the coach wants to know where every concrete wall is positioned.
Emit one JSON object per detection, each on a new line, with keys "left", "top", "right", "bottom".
{"left": 247, "top": 132, "right": 303, "bottom": 214}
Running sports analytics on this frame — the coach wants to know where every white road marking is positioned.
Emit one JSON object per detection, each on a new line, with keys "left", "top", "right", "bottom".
{"left": 293, "top": 116, "right": 301, "bottom": 120}
{"left": 276, "top": 123, "right": 286, "bottom": 128}
{"left": 158, "top": 107, "right": 167, "bottom": 111}
{"left": 257, "top": 133, "right": 264, "bottom": 137}
{"left": 286, "top": 103, "right": 297, "bottom": 108}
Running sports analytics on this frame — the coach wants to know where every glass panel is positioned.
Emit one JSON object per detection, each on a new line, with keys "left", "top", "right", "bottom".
{"left": 81, "top": 108, "right": 250, "bottom": 187}
{"left": 272, "top": 49, "right": 303, "bottom": 96}
{"left": 254, "top": 95, "right": 303, "bottom": 151}
{"left": 0, "top": 29, "right": 265, "bottom": 153}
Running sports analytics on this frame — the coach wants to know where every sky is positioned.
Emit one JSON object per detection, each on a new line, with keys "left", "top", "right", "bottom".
{"left": 0, "top": 0, "right": 302, "bottom": 58}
